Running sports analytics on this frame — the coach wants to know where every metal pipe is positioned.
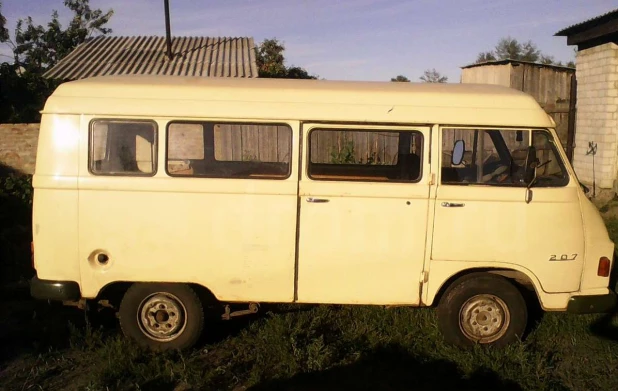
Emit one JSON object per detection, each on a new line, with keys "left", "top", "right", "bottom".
{"left": 164, "top": 0, "right": 173, "bottom": 60}
{"left": 567, "top": 74, "right": 577, "bottom": 163}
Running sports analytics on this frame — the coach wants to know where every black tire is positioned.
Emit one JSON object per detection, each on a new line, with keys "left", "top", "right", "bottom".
{"left": 119, "top": 283, "right": 204, "bottom": 351}
{"left": 437, "top": 272, "right": 528, "bottom": 348}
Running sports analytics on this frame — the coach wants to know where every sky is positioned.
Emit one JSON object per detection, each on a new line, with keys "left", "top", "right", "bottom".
{"left": 1, "top": 0, "right": 616, "bottom": 83}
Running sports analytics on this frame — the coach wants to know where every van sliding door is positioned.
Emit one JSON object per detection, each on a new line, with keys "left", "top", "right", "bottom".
{"left": 295, "top": 124, "right": 431, "bottom": 305}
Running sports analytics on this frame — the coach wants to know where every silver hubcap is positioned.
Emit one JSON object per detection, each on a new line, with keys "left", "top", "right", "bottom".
{"left": 138, "top": 292, "right": 187, "bottom": 342}
{"left": 459, "top": 294, "right": 510, "bottom": 343}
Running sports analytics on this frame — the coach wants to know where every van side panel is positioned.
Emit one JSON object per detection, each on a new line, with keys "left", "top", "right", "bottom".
{"left": 77, "top": 179, "right": 298, "bottom": 301}
{"left": 77, "top": 119, "right": 300, "bottom": 302}
{"left": 32, "top": 114, "right": 80, "bottom": 282}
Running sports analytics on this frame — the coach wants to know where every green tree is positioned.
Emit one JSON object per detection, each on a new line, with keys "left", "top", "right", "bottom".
{"left": 494, "top": 37, "right": 524, "bottom": 60}
{"left": 390, "top": 75, "right": 410, "bottom": 82}
{"left": 10, "top": 0, "right": 113, "bottom": 73}
{"left": 254, "top": 38, "right": 317, "bottom": 79}
{"left": 491, "top": 37, "right": 542, "bottom": 62}
{"left": 420, "top": 68, "right": 447, "bottom": 83}
{"left": 475, "top": 36, "right": 574, "bottom": 67}
{"left": 0, "top": 2, "right": 8, "bottom": 42}
{"left": 520, "top": 40, "right": 541, "bottom": 62}
{"left": 476, "top": 51, "right": 496, "bottom": 63}
{"left": 255, "top": 38, "right": 286, "bottom": 77}
{"left": 1, "top": 0, "right": 113, "bottom": 122}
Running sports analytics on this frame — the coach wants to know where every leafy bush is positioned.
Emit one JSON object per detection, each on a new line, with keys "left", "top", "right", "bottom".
{"left": 0, "top": 173, "right": 33, "bottom": 205}
{"left": 0, "top": 172, "right": 34, "bottom": 284}
{"left": 329, "top": 140, "right": 356, "bottom": 164}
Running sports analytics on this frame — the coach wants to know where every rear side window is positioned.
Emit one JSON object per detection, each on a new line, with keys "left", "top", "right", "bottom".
{"left": 89, "top": 120, "right": 157, "bottom": 176}
{"left": 166, "top": 121, "right": 292, "bottom": 179}
{"left": 308, "top": 128, "right": 423, "bottom": 182}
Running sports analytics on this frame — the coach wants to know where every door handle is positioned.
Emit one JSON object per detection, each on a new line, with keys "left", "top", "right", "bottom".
{"left": 441, "top": 202, "right": 465, "bottom": 207}
{"left": 307, "top": 197, "right": 329, "bottom": 203}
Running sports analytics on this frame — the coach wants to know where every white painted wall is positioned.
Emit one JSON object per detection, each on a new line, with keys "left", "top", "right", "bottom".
{"left": 572, "top": 43, "right": 618, "bottom": 190}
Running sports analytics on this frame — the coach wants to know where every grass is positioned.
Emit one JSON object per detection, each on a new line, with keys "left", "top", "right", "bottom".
{"left": 2, "top": 298, "right": 617, "bottom": 391}
{"left": 1, "top": 172, "right": 617, "bottom": 390}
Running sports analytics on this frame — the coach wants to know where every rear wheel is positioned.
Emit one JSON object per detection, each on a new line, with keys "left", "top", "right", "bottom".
{"left": 119, "top": 283, "right": 204, "bottom": 350}
{"left": 437, "top": 273, "right": 527, "bottom": 347}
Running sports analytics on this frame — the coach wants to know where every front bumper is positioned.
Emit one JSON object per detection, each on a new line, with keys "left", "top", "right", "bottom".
{"left": 30, "top": 276, "right": 81, "bottom": 301}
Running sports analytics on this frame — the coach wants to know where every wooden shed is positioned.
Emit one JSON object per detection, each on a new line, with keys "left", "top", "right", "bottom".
{"left": 460, "top": 59, "right": 576, "bottom": 161}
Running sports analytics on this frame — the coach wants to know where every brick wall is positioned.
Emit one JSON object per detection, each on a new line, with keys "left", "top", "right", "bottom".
{"left": 0, "top": 123, "right": 40, "bottom": 175}
{"left": 572, "top": 43, "right": 618, "bottom": 189}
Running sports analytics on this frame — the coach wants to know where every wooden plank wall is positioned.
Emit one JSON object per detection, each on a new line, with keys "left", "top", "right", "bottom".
{"left": 510, "top": 63, "right": 573, "bottom": 148}
{"left": 214, "top": 124, "right": 291, "bottom": 162}
{"left": 463, "top": 62, "right": 575, "bottom": 152}
{"left": 309, "top": 130, "right": 405, "bottom": 164}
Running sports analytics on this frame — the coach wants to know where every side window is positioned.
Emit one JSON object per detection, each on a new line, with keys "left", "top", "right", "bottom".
{"left": 441, "top": 128, "right": 529, "bottom": 186}
{"left": 89, "top": 120, "right": 157, "bottom": 176}
{"left": 308, "top": 128, "right": 423, "bottom": 182}
{"left": 167, "top": 123, "right": 205, "bottom": 175}
{"left": 532, "top": 130, "right": 569, "bottom": 187}
{"left": 166, "top": 121, "right": 292, "bottom": 179}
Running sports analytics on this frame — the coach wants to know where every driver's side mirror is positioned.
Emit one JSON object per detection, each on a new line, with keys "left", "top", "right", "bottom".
{"left": 452, "top": 140, "right": 465, "bottom": 165}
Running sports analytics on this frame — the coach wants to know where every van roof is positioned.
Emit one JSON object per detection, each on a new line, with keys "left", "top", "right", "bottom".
{"left": 42, "top": 75, "right": 554, "bottom": 128}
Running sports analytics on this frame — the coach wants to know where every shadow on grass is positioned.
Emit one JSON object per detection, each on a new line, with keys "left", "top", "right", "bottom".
{"left": 0, "top": 289, "right": 109, "bottom": 366}
{"left": 197, "top": 303, "right": 318, "bottom": 348}
{"left": 589, "top": 311, "right": 618, "bottom": 343}
{"left": 248, "top": 344, "right": 523, "bottom": 391}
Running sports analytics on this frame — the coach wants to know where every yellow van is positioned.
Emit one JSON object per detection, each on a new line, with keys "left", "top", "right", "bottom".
{"left": 30, "top": 75, "right": 617, "bottom": 350}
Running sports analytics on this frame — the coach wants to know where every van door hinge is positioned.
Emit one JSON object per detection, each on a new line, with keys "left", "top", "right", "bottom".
{"left": 419, "top": 271, "right": 429, "bottom": 284}
{"left": 429, "top": 173, "right": 435, "bottom": 185}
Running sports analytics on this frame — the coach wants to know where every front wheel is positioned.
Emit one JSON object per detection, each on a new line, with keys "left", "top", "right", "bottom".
{"left": 437, "top": 273, "right": 528, "bottom": 347}
{"left": 119, "top": 283, "right": 204, "bottom": 350}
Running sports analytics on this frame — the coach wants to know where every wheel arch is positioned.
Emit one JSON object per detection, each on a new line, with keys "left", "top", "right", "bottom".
{"left": 427, "top": 267, "right": 542, "bottom": 309}
{"left": 95, "top": 281, "right": 221, "bottom": 308}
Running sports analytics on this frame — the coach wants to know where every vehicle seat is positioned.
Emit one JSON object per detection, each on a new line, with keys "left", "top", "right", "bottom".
{"left": 398, "top": 153, "right": 421, "bottom": 180}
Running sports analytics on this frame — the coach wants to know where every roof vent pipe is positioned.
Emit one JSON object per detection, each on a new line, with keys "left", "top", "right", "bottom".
{"left": 164, "top": 0, "right": 173, "bottom": 61}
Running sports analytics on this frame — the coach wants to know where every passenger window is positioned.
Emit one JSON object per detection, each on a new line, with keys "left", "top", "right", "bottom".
{"left": 89, "top": 120, "right": 157, "bottom": 176}
{"left": 308, "top": 128, "right": 423, "bottom": 182}
{"left": 167, "top": 123, "right": 205, "bottom": 175}
{"left": 166, "top": 121, "right": 292, "bottom": 179}
{"left": 531, "top": 130, "right": 569, "bottom": 187}
{"left": 441, "top": 128, "right": 529, "bottom": 186}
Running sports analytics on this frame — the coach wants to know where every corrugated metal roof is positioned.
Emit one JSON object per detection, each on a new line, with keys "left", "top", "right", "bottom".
{"left": 461, "top": 59, "right": 575, "bottom": 71}
{"left": 555, "top": 8, "right": 618, "bottom": 36}
{"left": 43, "top": 36, "right": 258, "bottom": 80}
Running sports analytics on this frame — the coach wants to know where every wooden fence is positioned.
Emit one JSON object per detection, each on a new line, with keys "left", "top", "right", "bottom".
{"left": 461, "top": 61, "right": 576, "bottom": 161}
{"left": 309, "top": 130, "right": 421, "bottom": 165}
